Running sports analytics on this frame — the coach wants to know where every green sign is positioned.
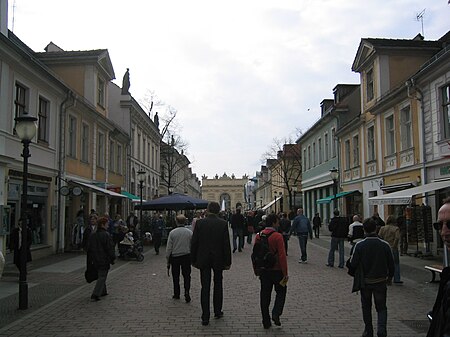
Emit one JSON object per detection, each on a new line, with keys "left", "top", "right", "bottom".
{"left": 440, "top": 165, "right": 450, "bottom": 176}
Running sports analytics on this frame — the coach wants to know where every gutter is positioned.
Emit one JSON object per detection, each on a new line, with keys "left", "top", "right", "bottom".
{"left": 56, "top": 90, "right": 75, "bottom": 253}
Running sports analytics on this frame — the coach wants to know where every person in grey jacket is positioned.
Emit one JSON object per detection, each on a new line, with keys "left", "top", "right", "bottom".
{"left": 166, "top": 214, "right": 193, "bottom": 303}
{"left": 290, "top": 208, "right": 313, "bottom": 263}
{"left": 350, "top": 217, "right": 394, "bottom": 337}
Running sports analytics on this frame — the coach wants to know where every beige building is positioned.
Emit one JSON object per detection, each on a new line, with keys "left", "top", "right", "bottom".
{"left": 201, "top": 173, "right": 248, "bottom": 211}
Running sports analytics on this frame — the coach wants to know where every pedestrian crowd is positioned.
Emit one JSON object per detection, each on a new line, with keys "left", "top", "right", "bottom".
{"left": 8, "top": 197, "right": 448, "bottom": 337}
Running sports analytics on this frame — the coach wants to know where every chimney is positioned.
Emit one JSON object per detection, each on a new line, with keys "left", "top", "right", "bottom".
{"left": 0, "top": 0, "right": 8, "bottom": 37}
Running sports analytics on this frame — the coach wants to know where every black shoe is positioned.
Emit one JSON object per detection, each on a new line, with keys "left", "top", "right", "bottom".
{"left": 233, "top": 248, "right": 237, "bottom": 253}
{"left": 338, "top": 265, "right": 344, "bottom": 268}
{"left": 263, "top": 322, "right": 272, "bottom": 329}
{"left": 185, "top": 294, "right": 191, "bottom": 303}
{"left": 326, "top": 264, "right": 333, "bottom": 267}
{"left": 393, "top": 281, "right": 404, "bottom": 284}
{"left": 100, "top": 292, "right": 109, "bottom": 297}
{"left": 90, "top": 295, "right": 100, "bottom": 302}
{"left": 201, "top": 320, "right": 209, "bottom": 326}
{"left": 155, "top": 251, "right": 159, "bottom": 255}
{"left": 214, "top": 311, "right": 224, "bottom": 319}
{"left": 238, "top": 249, "right": 242, "bottom": 252}
{"left": 272, "top": 315, "right": 281, "bottom": 326}
{"left": 172, "top": 295, "right": 180, "bottom": 299}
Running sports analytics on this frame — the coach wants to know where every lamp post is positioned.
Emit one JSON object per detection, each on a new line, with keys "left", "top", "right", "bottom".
{"left": 137, "top": 170, "right": 146, "bottom": 236}
{"left": 15, "top": 114, "right": 37, "bottom": 310}
{"left": 330, "top": 167, "right": 339, "bottom": 211}
{"left": 292, "top": 186, "right": 297, "bottom": 210}
{"left": 274, "top": 192, "right": 277, "bottom": 214}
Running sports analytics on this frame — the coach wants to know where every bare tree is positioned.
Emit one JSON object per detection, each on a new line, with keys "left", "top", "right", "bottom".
{"left": 261, "top": 136, "right": 302, "bottom": 210}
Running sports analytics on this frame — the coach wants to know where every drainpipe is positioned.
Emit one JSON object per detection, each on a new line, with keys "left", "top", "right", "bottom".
{"left": 406, "top": 79, "right": 426, "bottom": 186}
{"left": 56, "top": 91, "right": 74, "bottom": 253}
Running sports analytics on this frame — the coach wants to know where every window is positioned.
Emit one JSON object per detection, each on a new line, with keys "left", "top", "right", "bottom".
{"left": 81, "top": 123, "right": 89, "bottom": 162}
{"left": 367, "top": 125, "right": 375, "bottom": 161}
{"left": 68, "top": 116, "right": 77, "bottom": 157}
{"left": 14, "top": 83, "right": 27, "bottom": 119}
{"left": 400, "top": 105, "right": 412, "bottom": 150}
{"left": 38, "top": 97, "right": 49, "bottom": 142}
{"left": 366, "top": 68, "right": 374, "bottom": 101}
{"left": 152, "top": 145, "right": 155, "bottom": 169}
{"left": 385, "top": 115, "right": 395, "bottom": 155}
{"left": 303, "top": 149, "right": 307, "bottom": 172}
{"left": 345, "top": 139, "right": 351, "bottom": 170}
{"left": 117, "top": 145, "right": 122, "bottom": 174}
{"left": 148, "top": 142, "right": 151, "bottom": 166}
{"left": 97, "top": 132, "right": 105, "bottom": 168}
{"left": 353, "top": 135, "right": 359, "bottom": 166}
{"left": 442, "top": 84, "right": 450, "bottom": 138}
{"left": 97, "top": 77, "right": 105, "bottom": 107}
{"left": 313, "top": 142, "right": 316, "bottom": 167}
{"left": 324, "top": 133, "right": 329, "bottom": 161}
{"left": 109, "top": 140, "right": 115, "bottom": 172}
{"left": 331, "top": 128, "right": 336, "bottom": 158}
{"left": 137, "top": 133, "right": 141, "bottom": 161}
{"left": 307, "top": 145, "right": 311, "bottom": 169}
{"left": 318, "top": 138, "right": 322, "bottom": 164}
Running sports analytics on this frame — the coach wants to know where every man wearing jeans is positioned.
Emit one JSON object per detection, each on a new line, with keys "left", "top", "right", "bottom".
{"left": 327, "top": 209, "right": 349, "bottom": 268}
{"left": 350, "top": 217, "right": 394, "bottom": 337}
{"left": 290, "top": 208, "right": 312, "bottom": 263}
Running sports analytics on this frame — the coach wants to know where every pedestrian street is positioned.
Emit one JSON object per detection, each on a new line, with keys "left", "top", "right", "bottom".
{"left": 0, "top": 232, "right": 438, "bottom": 337}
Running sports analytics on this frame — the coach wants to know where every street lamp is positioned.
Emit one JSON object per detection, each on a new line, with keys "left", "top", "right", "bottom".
{"left": 330, "top": 167, "right": 339, "bottom": 210}
{"left": 137, "top": 170, "right": 146, "bottom": 237}
{"left": 274, "top": 192, "right": 278, "bottom": 214}
{"left": 15, "top": 114, "right": 37, "bottom": 310}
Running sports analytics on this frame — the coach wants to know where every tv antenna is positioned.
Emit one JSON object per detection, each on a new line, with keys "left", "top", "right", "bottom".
{"left": 416, "top": 8, "right": 425, "bottom": 37}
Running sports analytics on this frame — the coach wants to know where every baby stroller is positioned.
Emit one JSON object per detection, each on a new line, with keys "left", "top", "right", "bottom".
{"left": 118, "top": 231, "right": 145, "bottom": 262}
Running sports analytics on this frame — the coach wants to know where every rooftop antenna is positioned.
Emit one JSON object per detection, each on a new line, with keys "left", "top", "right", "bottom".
{"left": 416, "top": 8, "right": 425, "bottom": 37}
{"left": 11, "top": 0, "right": 16, "bottom": 32}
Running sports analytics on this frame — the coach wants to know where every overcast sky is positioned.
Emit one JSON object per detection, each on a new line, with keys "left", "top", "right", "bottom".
{"left": 8, "top": 0, "right": 450, "bottom": 180}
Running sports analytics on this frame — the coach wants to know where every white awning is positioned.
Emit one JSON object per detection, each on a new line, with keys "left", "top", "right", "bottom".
{"left": 261, "top": 196, "right": 283, "bottom": 211}
{"left": 71, "top": 181, "right": 126, "bottom": 198}
{"left": 368, "top": 180, "right": 450, "bottom": 205}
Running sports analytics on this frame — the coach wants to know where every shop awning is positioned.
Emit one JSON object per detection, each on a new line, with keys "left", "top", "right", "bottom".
{"left": 316, "top": 190, "right": 360, "bottom": 204}
{"left": 261, "top": 196, "right": 283, "bottom": 211}
{"left": 368, "top": 180, "right": 450, "bottom": 205}
{"left": 71, "top": 181, "right": 126, "bottom": 198}
{"left": 121, "top": 190, "right": 140, "bottom": 200}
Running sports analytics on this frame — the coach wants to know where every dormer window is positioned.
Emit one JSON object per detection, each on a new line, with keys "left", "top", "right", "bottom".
{"left": 97, "top": 77, "right": 105, "bottom": 107}
{"left": 366, "top": 68, "right": 374, "bottom": 102}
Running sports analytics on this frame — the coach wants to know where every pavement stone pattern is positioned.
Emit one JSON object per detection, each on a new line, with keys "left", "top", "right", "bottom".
{"left": 0, "top": 232, "right": 441, "bottom": 337}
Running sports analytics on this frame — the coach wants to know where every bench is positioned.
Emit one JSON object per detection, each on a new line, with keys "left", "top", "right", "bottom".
{"left": 425, "top": 265, "right": 443, "bottom": 283}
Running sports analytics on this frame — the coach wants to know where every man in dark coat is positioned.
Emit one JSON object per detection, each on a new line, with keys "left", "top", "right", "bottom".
{"left": 350, "top": 217, "right": 394, "bottom": 337}
{"left": 9, "top": 218, "right": 32, "bottom": 271}
{"left": 427, "top": 197, "right": 450, "bottom": 337}
{"left": 327, "top": 209, "right": 349, "bottom": 268}
{"left": 191, "top": 202, "right": 232, "bottom": 326}
{"left": 87, "top": 216, "right": 116, "bottom": 302}
{"left": 230, "top": 207, "right": 246, "bottom": 252}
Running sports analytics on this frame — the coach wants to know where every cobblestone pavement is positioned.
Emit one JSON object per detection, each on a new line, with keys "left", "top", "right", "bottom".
{"left": 0, "top": 233, "right": 440, "bottom": 337}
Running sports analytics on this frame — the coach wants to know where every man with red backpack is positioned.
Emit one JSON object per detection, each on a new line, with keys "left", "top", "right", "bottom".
{"left": 252, "top": 213, "right": 288, "bottom": 329}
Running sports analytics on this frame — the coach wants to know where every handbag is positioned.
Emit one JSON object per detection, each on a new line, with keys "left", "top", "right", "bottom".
{"left": 85, "top": 259, "right": 98, "bottom": 283}
{"left": 85, "top": 238, "right": 98, "bottom": 283}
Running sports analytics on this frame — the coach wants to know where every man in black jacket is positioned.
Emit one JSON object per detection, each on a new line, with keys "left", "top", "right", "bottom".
{"left": 426, "top": 197, "right": 450, "bottom": 337}
{"left": 191, "top": 202, "right": 232, "bottom": 326}
{"left": 326, "top": 209, "right": 349, "bottom": 268}
{"left": 88, "top": 216, "right": 116, "bottom": 302}
{"left": 350, "top": 217, "right": 394, "bottom": 337}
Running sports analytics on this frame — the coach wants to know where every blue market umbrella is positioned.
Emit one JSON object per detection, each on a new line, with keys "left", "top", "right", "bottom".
{"left": 134, "top": 193, "right": 209, "bottom": 211}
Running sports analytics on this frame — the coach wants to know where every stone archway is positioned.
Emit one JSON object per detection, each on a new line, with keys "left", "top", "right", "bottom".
{"left": 219, "top": 193, "right": 231, "bottom": 211}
